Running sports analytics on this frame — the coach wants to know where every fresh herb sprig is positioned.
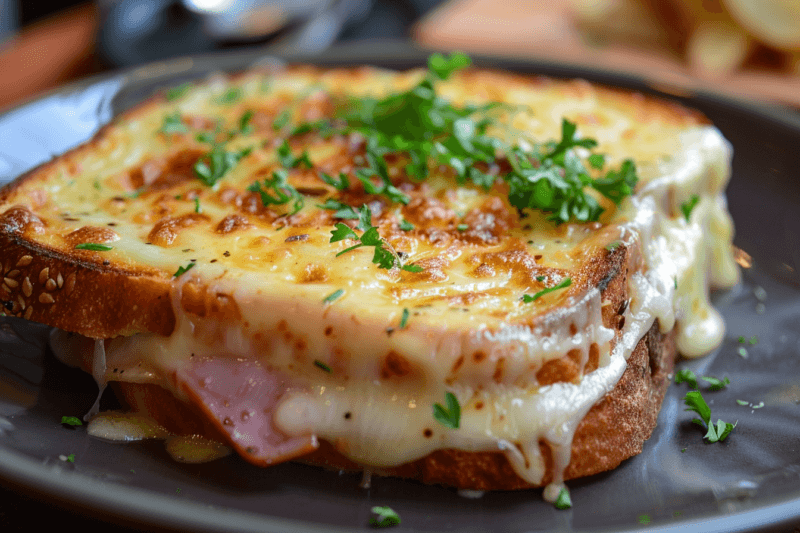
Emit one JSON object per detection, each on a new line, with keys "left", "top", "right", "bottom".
{"left": 370, "top": 506, "right": 401, "bottom": 528}
{"left": 194, "top": 146, "right": 252, "bottom": 187}
{"left": 248, "top": 169, "right": 305, "bottom": 215}
{"left": 329, "top": 205, "right": 422, "bottom": 272}
{"left": 684, "top": 391, "right": 736, "bottom": 443}
{"left": 433, "top": 391, "right": 460, "bottom": 429}
{"left": 522, "top": 277, "right": 571, "bottom": 302}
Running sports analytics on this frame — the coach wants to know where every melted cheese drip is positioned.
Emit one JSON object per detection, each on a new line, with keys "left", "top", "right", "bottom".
{"left": 33, "top": 68, "right": 738, "bottom": 490}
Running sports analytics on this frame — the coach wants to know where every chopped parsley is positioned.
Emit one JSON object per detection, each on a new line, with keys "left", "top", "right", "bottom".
{"left": 605, "top": 240, "right": 622, "bottom": 251}
{"left": 214, "top": 87, "right": 242, "bottom": 105}
{"left": 399, "top": 219, "right": 414, "bottom": 231}
{"left": 277, "top": 140, "right": 313, "bottom": 169}
{"left": 173, "top": 262, "right": 196, "bottom": 277}
{"left": 75, "top": 243, "right": 113, "bottom": 251}
{"left": 684, "top": 390, "right": 736, "bottom": 443}
{"left": 681, "top": 194, "right": 700, "bottom": 221}
{"left": 317, "top": 199, "right": 360, "bottom": 219}
{"left": 239, "top": 110, "right": 254, "bottom": 134}
{"left": 160, "top": 112, "right": 188, "bottom": 135}
{"left": 273, "top": 109, "right": 291, "bottom": 131}
{"left": 433, "top": 391, "right": 460, "bottom": 429}
{"left": 370, "top": 506, "right": 401, "bottom": 528}
{"left": 165, "top": 82, "right": 192, "bottom": 101}
{"left": 66, "top": 454, "right": 75, "bottom": 463}
{"left": 399, "top": 308, "right": 410, "bottom": 329}
{"left": 701, "top": 375, "right": 730, "bottom": 391}
{"left": 194, "top": 146, "right": 252, "bottom": 187}
{"left": 323, "top": 289, "right": 344, "bottom": 303}
{"left": 738, "top": 335, "right": 758, "bottom": 345}
{"left": 193, "top": 197, "right": 202, "bottom": 213}
{"left": 319, "top": 171, "right": 350, "bottom": 190}
{"left": 456, "top": 223, "right": 468, "bottom": 231}
{"left": 522, "top": 277, "right": 571, "bottom": 302}
{"left": 674, "top": 369, "right": 698, "bottom": 389}
{"left": 736, "top": 399, "right": 749, "bottom": 406}
{"left": 638, "top": 514, "right": 651, "bottom": 525}
{"left": 738, "top": 347, "right": 748, "bottom": 358}
{"left": 248, "top": 169, "right": 305, "bottom": 215}
{"left": 329, "top": 205, "right": 422, "bottom": 272}
{"left": 61, "top": 416, "right": 82, "bottom": 426}
{"left": 553, "top": 487, "right": 572, "bottom": 510}
{"left": 314, "top": 360, "right": 332, "bottom": 373}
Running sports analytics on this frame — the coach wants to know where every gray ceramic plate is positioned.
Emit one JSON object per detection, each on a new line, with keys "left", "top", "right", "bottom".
{"left": 1, "top": 42, "right": 799, "bottom": 533}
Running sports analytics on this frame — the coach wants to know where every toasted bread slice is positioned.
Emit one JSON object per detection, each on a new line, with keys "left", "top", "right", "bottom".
{"left": 0, "top": 64, "right": 737, "bottom": 493}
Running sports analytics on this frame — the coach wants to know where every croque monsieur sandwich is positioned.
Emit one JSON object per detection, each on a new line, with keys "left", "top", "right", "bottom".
{"left": 0, "top": 54, "right": 738, "bottom": 497}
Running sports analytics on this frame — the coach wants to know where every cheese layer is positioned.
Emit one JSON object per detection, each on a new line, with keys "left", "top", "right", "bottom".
{"left": 9, "top": 66, "right": 738, "bottom": 489}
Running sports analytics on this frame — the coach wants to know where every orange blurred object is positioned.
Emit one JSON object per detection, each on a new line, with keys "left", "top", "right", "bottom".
{"left": 0, "top": 3, "right": 99, "bottom": 112}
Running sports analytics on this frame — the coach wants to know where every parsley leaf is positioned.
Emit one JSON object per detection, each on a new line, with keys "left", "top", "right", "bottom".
{"left": 61, "top": 416, "right": 82, "bottom": 426}
{"left": 214, "top": 87, "right": 242, "bottom": 105}
{"left": 522, "top": 277, "right": 571, "bottom": 302}
{"left": 323, "top": 289, "right": 344, "bottom": 303}
{"left": 370, "top": 506, "right": 401, "bottom": 528}
{"left": 75, "top": 243, "right": 113, "bottom": 251}
{"left": 319, "top": 171, "right": 350, "bottom": 190}
{"left": 329, "top": 205, "right": 421, "bottom": 272}
{"left": 160, "top": 113, "right": 188, "bottom": 135}
{"left": 681, "top": 194, "right": 700, "bottom": 221}
{"left": 66, "top": 453, "right": 75, "bottom": 463}
{"left": 675, "top": 369, "right": 698, "bottom": 389}
{"left": 174, "top": 262, "right": 196, "bottom": 277}
{"left": 193, "top": 197, "right": 202, "bottom": 213}
{"left": 194, "top": 146, "right": 252, "bottom": 187}
{"left": 317, "top": 199, "right": 360, "bottom": 219}
{"left": 701, "top": 375, "right": 730, "bottom": 391}
{"left": 433, "top": 391, "right": 460, "bottom": 429}
{"left": 314, "top": 360, "right": 332, "bottom": 373}
{"left": 399, "top": 219, "right": 414, "bottom": 231}
{"left": 248, "top": 169, "right": 305, "bottom": 215}
{"left": 277, "top": 140, "right": 313, "bottom": 169}
{"left": 239, "top": 110, "right": 254, "bottom": 134}
{"left": 684, "top": 390, "right": 736, "bottom": 443}
{"left": 399, "top": 308, "right": 410, "bottom": 329}
{"left": 165, "top": 82, "right": 192, "bottom": 101}
{"left": 554, "top": 487, "right": 572, "bottom": 510}
{"left": 428, "top": 51, "right": 471, "bottom": 80}
{"left": 273, "top": 109, "right": 291, "bottom": 131}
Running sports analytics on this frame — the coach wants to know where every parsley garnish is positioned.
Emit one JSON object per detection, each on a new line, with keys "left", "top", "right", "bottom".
{"left": 214, "top": 87, "right": 242, "bottom": 105}
{"left": 701, "top": 375, "right": 730, "bottom": 391}
{"left": 273, "top": 110, "right": 291, "bottom": 131}
{"left": 239, "top": 110, "right": 254, "bottom": 134}
{"left": 75, "top": 243, "right": 113, "bottom": 251}
{"left": 317, "top": 199, "right": 360, "bottom": 219}
{"left": 554, "top": 487, "right": 572, "bottom": 510}
{"left": 329, "top": 205, "right": 422, "bottom": 272}
{"left": 522, "top": 277, "right": 571, "bottom": 302}
{"left": 61, "top": 416, "right": 82, "bottom": 426}
{"left": 323, "top": 289, "right": 344, "bottom": 303}
{"left": 605, "top": 240, "right": 622, "bottom": 251}
{"left": 314, "top": 360, "right": 332, "bottom": 373}
{"left": 674, "top": 369, "right": 698, "bottom": 389}
{"left": 193, "top": 197, "right": 202, "bottom": 213}
{"left": 174, "top": 262, "right": 195, "bottom": 277}
{"left": 681, "top": 194, "right": 700, "bottom": 221}
{"left": 319, "top": 171, "right": 350, "bottom": 190}
{"left": 194, "top": 146, "right": 252, "bottom": 187}
{"left": 66, "top": 454, "right": 75, "bottom": 463}
{"left": 399, "top": 219, "right": 414, "bottom": 231}
{"left": 638, "top": 514, "right": 651, "bottom": 525}
{"left": 277, "top": 140, "right": 313, "bottom": 169}
{"left": 684, "top": 390, "right": 736, "bottom": 443}
{"left": 160, "top": 112, "right": 188, "bottom": 135}
{"left": 433, "top": 391, "right": 460, "bottom": 429}
{"left": 165, "top": 82, "right": 192, "bottom": 101}
{"left": 456, "top": 223, "right": 468, "bottom": 231}
{"left": 399, "top": 308, "right": 410, "bottom": 329}
{"left": 739, "top": 335, "right": 758, "bottom": 345}
{"left": 248, "top": 169, "right": 305, "bottom": 215}
{"left": 370, "top": 506, "right": 401, "bottom": 528}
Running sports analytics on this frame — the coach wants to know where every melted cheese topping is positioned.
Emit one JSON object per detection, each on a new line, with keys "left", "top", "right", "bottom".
{"left": 10, "top": 66, "right": 738, "bottom": 489}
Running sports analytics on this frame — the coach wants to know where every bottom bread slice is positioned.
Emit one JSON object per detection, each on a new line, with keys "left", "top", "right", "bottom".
{"left": 113, "top": 320, "right": 675, "bottom": 490}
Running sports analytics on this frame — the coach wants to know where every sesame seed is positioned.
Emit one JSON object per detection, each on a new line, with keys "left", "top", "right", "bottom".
{"left": 22, "top": 277, "right": 32, "bottom": 297}
{"left": 23, "top": 306, "right": 33, "bottom": 319}
{"left": 39, "top": 268, "right": 49, "bottom": 284}
{"left": 4, "top": 278, "right": 18, "bottom": 288}
{"left": 38, "top": 293, "right": 54, "bottom": 304}
{"left": 6, "top": 270, "right": 19, "bottom": 278}
{"left": 16, "top": 256, "right": 32, "bottom": 267}
{"left": 56, "top": 273, "right": 63, "bottom": 288}
{"left": 45, "top": 279, "right": 57, "bottom": 291}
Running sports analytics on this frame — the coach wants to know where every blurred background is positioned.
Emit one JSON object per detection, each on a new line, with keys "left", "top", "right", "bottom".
{"left": 1, "top": 0, "right": 799, "bottom": 111}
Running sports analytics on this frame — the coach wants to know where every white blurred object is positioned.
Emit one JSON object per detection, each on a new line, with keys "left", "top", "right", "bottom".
{"left": 724, "top": 0, "right": 800, "bottom": 49}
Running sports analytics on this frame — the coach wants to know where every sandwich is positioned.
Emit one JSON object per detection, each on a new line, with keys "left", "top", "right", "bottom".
{"left": 0, "top": 53, "right": 738, "bottom": 498}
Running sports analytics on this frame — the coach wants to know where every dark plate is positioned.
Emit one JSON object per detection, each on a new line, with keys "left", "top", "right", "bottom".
{"left": 1, "top": 42, "right": 799, "bottom": 533}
